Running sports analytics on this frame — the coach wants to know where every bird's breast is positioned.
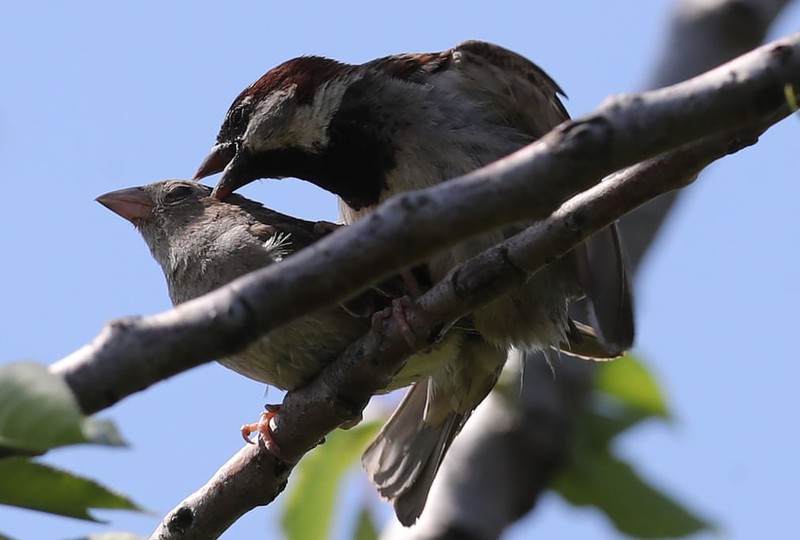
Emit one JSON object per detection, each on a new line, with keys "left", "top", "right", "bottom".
{"left": 217, "top": 308, "right": 370, "bottom": 390}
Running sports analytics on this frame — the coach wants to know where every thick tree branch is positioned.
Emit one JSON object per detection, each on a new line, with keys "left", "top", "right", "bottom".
{"left": 624, "top": 0, "right": 794, "bottom": 271}
{"left": 269, "top": 126, "right": 766, "bottom": 463}
{"left": 151, "top": 445, "right": 281, "bottom": 540}
{"left": 54, "top": 32, "right": 800, "bottom": 536}
{"left": 399, "top": 2, "right": 796, "bottom": 539}
{"left": 52, "top": 33, "right": 800, "bottom": 418}
{"left": 150, "top": 126, "right": 767, "bottom": 539}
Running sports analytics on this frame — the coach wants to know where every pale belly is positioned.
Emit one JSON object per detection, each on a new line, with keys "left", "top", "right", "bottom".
{"left": 218, "top": 306, "right": 463, "bottom": 393}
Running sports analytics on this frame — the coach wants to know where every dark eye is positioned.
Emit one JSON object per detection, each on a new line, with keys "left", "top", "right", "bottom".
{"left": 228, "top": 106, "right": 246, "bottom": 129}
{"left": 222, "top": 102, "right": 253, "bottom": 140}
{"left": 164, "top": 184, "right": 193, "bottom": 204}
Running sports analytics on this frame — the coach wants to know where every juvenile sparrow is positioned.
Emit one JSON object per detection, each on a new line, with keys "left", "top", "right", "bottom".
{"left": 95, "top": 180, "right": 462, "bottom": 443}
{"left": 191, "top": 40, "right": 634, "bottom": 524}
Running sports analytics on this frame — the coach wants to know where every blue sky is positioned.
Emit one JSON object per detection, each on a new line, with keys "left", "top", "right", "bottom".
{"left": 2, "top": 2, "right": 799, "bottom": 539}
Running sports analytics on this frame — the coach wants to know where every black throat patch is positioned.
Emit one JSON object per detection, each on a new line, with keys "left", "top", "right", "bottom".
{"left": 321, "top": 73, "right": 402, "bottom": 211}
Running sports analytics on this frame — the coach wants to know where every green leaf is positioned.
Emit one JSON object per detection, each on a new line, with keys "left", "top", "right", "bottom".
{"left": 0, "top": 457, "right": 144, "bottom": 521}
{"left": 554, "top": 355, "right": 714, "bottom": 537}
{"left": 353, "top": 505, "right": 378, "bottom": 540}
{"left": 0, "top": 532, "right": 16, "bottom": 540}
{"left": 594, "top": 356, "right": 669, "bottom": 418}
{"left": 282, "top": 421, "right": 382, "bottom": 540}
{"left": 0, "top": 362, "right": 125, "bottom": 453}
{"left": 580, "top": 406, "right": 653, "bottom": 446}
{"left": 554, "top": 450, "right": 711, "bottom": 538}
{"left": 574, "top": 357, "right": 671, "bottom": 445}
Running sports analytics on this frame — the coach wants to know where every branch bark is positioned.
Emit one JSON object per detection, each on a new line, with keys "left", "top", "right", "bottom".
{"left": 624, "top": 0, "right": 793, "bottom": 271}
{"left": 42, "top": 29, "right": 800, "bottom": 539}
{"left": 52, "top": 32, "right": 800, "bottom": 416}
{"left": 390, "top": 2, "right": 795, "bottom": 539}
{"left": 151, "top": 126, "right": 766, "bottom": 540}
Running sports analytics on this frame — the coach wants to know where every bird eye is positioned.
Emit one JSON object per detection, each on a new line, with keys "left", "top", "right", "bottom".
{"left": 223, "top": 102, "right": 253, "bottom": 140}
{"left": 229, "top": 107, "right": 245, "bottom": 127}
{"left": 164, "top": 184, "right": 193, "bottom": 204}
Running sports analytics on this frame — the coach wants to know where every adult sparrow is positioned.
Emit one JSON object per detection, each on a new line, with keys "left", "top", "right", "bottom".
{"left": 193, "top": 39, "right": 633, "bottom": 352}
{"left": 192, "top": 40, "right": 634, "bottom": 523}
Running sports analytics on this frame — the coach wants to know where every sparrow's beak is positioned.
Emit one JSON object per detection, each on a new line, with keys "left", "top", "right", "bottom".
{"left": 95, "top": 187, "right": 153, "bottom": 225}
{"left": 193, "top": 142, "right": 235, "bottom": 180}
{"left": 193, "top": 142, "right": 238, "bottom": 200}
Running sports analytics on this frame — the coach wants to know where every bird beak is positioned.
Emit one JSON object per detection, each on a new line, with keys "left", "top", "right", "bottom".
{"left": 193, "top": 142, "right": 239, "bottom": 200}
{"left": 96, "top": 187, "right": 153, "bottom": 224}
{"left": 193, "top": 142, "right": 235, "bottom": 180}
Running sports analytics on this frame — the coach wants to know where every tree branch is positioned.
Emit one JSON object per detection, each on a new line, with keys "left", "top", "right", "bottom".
{"left": 34, "top": 28, "right": 800, "bottom": 538}
{"left": 396, "top": 2, "right": 795, "bottom": 538}
{"left": 47, "top": 32, "right": 799, "bottom": 538}
{"left": 624, "top": 0, "right": 794, "bottom": 271}
{"left": 51, "top": 33, "right": 800, "bottom": 419}
{"left": 150, "top": 125, "right": 768, "bottom": 539}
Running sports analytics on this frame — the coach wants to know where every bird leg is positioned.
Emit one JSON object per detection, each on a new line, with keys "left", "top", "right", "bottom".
{"left": 399, "top": 268, "right": 424, "bottom": 299}
{"left": 370, "top": 251, "right": 430, "bottom": 351}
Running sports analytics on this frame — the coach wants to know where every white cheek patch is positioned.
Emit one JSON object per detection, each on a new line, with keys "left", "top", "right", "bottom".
{"left": 291, "top": 76, "right": 355, "bottom": 149}
{"left": 246, "top": 88, "right": 296, "bottom": 151}
{"left": 244, "top": 74, "right": 362, "bottom": 153}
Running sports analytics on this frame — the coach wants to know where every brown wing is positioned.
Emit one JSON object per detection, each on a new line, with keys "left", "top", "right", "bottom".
{"left": 446, "top": 41, "right": 635, "bottom": 351}
{"left": 231, "top": 196, "right": 412, "bottom": 317}
{"left": 366, "top": 40, "right": 568, "bottom": 138}
{"left": 226, "top": 193, "right": 322, "bottom": 250}
{"left": 444, "top": 40, "right": 569, "bottom": 137}
{"left": 366, "top": 43, "right": 634, "bottom": 347}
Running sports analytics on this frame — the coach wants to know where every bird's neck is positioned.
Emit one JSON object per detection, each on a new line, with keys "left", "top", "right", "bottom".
{"left": 255, "top": 74, "right": 531, "bottom": 215}
{"left": 321, "top": 74, "right": 530, "bottom": 215}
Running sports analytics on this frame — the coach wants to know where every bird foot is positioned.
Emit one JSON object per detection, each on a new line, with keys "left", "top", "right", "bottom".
{"left": 372, "top": 296, "right": 431, "bottom": 353}
{"left": 241, "top": 404, "right": 287, "bottom": 460}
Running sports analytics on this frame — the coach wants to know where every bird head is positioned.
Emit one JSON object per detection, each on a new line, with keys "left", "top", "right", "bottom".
{"left": 96, "top": 181, "right": 214, "bottom": 271}
{"left": 194, "top": 57, "right": 353, "bottom": 200}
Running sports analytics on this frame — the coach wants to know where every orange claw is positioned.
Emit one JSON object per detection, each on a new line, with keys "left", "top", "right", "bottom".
{"left": 240, "top": 406, "right": 285, "bottom": 459}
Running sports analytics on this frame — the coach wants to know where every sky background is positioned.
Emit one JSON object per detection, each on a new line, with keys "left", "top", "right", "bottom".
{"left": 2, "top": 2, "right": 799, "bottom": 539}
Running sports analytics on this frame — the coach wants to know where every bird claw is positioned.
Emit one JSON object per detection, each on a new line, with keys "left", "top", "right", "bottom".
{"left": 241, "top": 405, "right": 287, "bottom": 461}
{"left": 372, "top": 296, "right": 430, "bottom": 352}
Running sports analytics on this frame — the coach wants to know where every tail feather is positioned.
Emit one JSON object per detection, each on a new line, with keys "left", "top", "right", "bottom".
{"left": 563, "top": 320, "right": 626, "bottom": 360}
{"left": 576, "top": 223, "right": 635, "bottom": 351}
{"left": 362, "top": 382, "right": 465, "bottom": 526}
